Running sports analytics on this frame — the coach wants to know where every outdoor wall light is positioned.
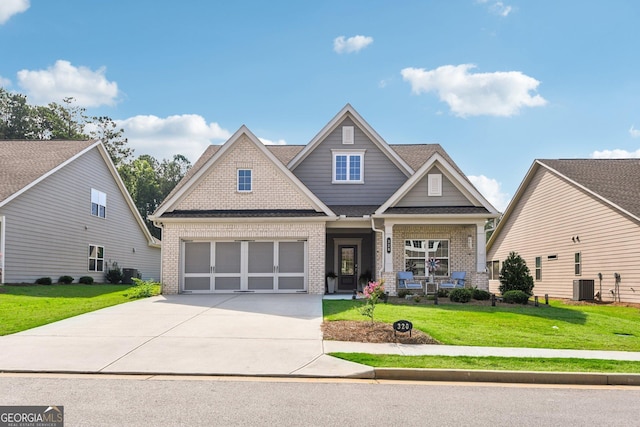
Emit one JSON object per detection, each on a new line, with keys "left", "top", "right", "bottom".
{"left": 572, "top": 235, "right": 580, "bottom": 243}
{"left": 467, "top": 235, "right": 473, "bottom": 249}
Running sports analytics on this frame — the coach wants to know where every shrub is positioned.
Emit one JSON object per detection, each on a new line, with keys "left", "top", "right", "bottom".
{"left": 499, "top": 251, "right": 534, "bottom": 296}
{"left": 57, "top": 275, "right": 74, "bottom": 284}
{"left": 128, "top": 278, "right": 161, "bottom": 299}
{"left": 105, "top": 262, "right": 123, "bottom": 284}
{"left": 35, "top": 277, "right": 52, "bottom": 285}
{"left": 79, "top": 276, "right": 94, "bottom": 285}
{"left": 502, "top": 290, "right": 530, "bottom": 304}
{"left": 472, "top": 288, "right": 491, "bottom": 301}
{"left": 449, "top": 288, "right": 473, "bottom": 303}
{"left": 397, "top": 289, "right": 412, "bottom": 298}
{"left": 437, "top": 288, "right": 450, "bottom": 298}
{"left": 413, "top": 295, "right": 422, "bottom": 303}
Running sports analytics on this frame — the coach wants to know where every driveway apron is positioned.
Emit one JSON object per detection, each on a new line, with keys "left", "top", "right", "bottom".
{"left": 0, "top": 294, "right": 368, "bottom": 376}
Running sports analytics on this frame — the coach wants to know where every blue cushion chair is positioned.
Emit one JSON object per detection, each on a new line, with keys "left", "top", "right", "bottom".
{"left": 397, "top": 271, "right": 423, "bottom": 292}
{"left": 439, "top": 271, "right": 466, "bottom": 289}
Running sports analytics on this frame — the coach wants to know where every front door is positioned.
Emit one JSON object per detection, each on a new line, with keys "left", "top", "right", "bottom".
{"left": 338, "top": 245, "right": 358, "bottom": 291}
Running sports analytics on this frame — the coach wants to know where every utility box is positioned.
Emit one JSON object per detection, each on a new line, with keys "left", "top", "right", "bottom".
{"left": 573, "top": 279, "right": 595, "bottom": 301}
{"left": 122, "top": 268, "right": 139, "bottom": 285}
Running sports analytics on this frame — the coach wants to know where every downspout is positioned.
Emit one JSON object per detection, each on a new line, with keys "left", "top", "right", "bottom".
{"left": 371, "top": 217, "right": 385, "bottom": 280}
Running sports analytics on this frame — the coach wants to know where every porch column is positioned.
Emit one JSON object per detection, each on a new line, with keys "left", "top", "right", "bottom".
{"left": 384, "top": 223, "right": 394, "bottom": 272}
{"left": 476, "top": 222, "right": 486, "bottom": 272}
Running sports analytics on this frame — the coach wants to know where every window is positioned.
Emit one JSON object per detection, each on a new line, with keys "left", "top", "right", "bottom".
{"left": 89, "top": 245, "right": 104, "bottom": 272}
{"left": 428, "top": 174, "right": 442, "bottom": 196}
{"left": 342, "top": 126, "right": 354, "bottom": 144}
{"left": 332, "top": 151, "right": 364, "bottom": 183}
{"left": 535, "top": 256, "right": 542, "bottom": 281}
{"left": 237, "top": 169, "right": 252, "bottom": 192}
{"left": 404, "top": 239, "right": 449, "bottom": 277}
{"left": 91, "top": 189, "right": 106, "bottom": 218}
{"left": 574, "top": 252, "right": 581, "bottom": 275}
{"left": 486, "top": 260, "right": 500, "bottom": 280}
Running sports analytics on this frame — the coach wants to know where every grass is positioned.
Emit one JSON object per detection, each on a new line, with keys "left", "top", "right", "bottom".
{"left": 330, "top": 353, "right": 640, "bottom": 373}
{"left": 0, "top": 283, "right": 159, "bottom": 336}
{"left": 323, "top": 299, "right": 640, "bottom": 351}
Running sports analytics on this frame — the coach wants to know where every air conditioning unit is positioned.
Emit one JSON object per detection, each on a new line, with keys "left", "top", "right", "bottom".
{"left": 573, "top": 279, "right": 594, "bottom": 301}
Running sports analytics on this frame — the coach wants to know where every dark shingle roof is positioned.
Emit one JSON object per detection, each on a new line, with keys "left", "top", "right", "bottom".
{"left": 0, "top": 140, "right": 95, "bottom": 203}
{"left": 385, "top": 206, "right": 491, "bottom": 215}
{"left": 539, "top": 159, "right": 640, "bottom": 218}
{"left": 328, "top": 205, "right": 380, "bottom": 216}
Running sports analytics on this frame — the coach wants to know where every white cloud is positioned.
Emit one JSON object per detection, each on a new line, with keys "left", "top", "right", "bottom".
{"left": 16, "top": 60, "right": 119, "bottom": 107}
{"left": 590, "top": 148, "right": 640, "bottom": 158}
{"left": 115, "top": 114, "right": 232, "bottom": 162}
{"left": 0, "top": 76, "right": 11, "bottom": 87}
{"left": 0, "top": 0, "right": 29, "bottom": 25}
{"left": 468, "top": 175, "right": 510, "bottom": 212}
{"left": 629, "top": 125, "right": 640, "bottom": 138}
{"left": 401, "top": 64, "right": 547, "bottom": 117}
{"left": 259, "top": 138, "right": 287, "bottom": 145}
{"left": 333, "top": 35, "right": 373, "bottom": 54}
{"left": 477, "top": 0, "right": 512, "bottom": 17}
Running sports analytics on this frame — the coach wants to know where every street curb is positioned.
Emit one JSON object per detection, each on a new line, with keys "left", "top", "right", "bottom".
{"left": 373, "top": 368, "right": 640, "bottom": 386}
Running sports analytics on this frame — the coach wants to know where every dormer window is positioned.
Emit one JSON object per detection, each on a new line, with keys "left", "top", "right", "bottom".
{"left": 342, "top": 126, "right": 354, "bottom": 144}
{"left": 428, "top": 173, "right": 442, "bottom": 196}
{"left": 332, "top": 150, "right": 364, "bottom": 183}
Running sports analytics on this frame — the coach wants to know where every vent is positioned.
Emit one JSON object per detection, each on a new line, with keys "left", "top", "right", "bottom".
{"left": 573, "top": 279, "right": 594, "bottom": 301}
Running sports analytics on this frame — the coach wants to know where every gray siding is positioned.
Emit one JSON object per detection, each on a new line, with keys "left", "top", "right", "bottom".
{"left": 292, "top": 118, "right": 407, "bottom": 205}
{"left": 397, "top": 165, "right": 474, "bottom": 207}
{"left": 487, "top": 167, "right": 640, "bottom": 304}
{"left": 0, "top": 147, "right": 160, "bottom": 283}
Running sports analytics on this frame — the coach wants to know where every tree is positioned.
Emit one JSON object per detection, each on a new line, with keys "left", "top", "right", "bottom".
{"left": 0, "top": 88, "right": 41, "bottom": 139}
{"left": 158, "top": 154, "right": 191, "bottom": 196}
{"left": 498, "top": 251, "right": 534, "bottom": 295}
{"left": 118, "top": 157, "right": 162, "bottom": 238}
{"left": 45, "top": 97, "right": 88, "bottom": 140}
{"left": 87, "top": 115, "right": 132, "bottom": 166}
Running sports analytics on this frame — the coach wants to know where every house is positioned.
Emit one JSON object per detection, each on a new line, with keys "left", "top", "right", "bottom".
{"left": 486, "top": 159, "right": 640, "bottom": 304}
{"left": 151, "top": 104, "right": 498, "bottom": 295}
{"left": 0, "top": 140, "right": 160, "bottom": 284}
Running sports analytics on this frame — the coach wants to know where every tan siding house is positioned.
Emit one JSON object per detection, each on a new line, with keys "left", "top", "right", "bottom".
{"left": 152, "top": 105, "right": 499, "bottom": 295}
{"left": 0, "top": 140, "right": 160, "bottom": 284}
{"left": 487, "top": 159, "right": 640, "bottom": 304}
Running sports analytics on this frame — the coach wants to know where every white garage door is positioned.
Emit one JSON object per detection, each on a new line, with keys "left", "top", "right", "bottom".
{"left": 182, "top": 240, "right": 306, "bottom": 293}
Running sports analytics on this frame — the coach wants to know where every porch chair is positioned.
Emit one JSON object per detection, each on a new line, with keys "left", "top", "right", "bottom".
{"left": 397, "top": 271, "right": 424, "bottom": 293}
{"left": 439, "top": 271, "right": 466, "bottom": 289}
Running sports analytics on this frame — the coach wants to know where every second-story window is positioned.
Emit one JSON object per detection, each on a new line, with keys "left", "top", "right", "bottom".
{"left": 332, "top": 150, "right": 364, "bottom": 183}
{"left": 237, "top": 169, "right": 252, "bottom": 192}
{"left": 91, "top": 189, "right": 106, "bottom": 218}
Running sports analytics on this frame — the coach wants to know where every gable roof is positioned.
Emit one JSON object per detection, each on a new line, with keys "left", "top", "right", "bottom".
{"left": 152, "top": 126, "right": 334, "bottom": 218}
{"left": 0, "top": 139, "right": 159, "bottom": 247}
{"left": 376, "top": 152, "right": 499, "bottom": 216}
{"left": 0, "top": 140, "right": 96, "bottom": 205}
{"left": 287, "top": 103, "right": 414, "bottom": 176}
{"left": 487, "top": 158, "right": 640, "bottom": 251}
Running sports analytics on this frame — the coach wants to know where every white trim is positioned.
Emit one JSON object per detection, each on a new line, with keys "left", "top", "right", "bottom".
{"left": 237, "top": 168, "right": 253, "bottom": 192}
{"left": 376, "top": 153, "right": 500, "bottom": 216}
{"left": 287, "top": 104, "right": 413, "bottom": 177}
{"left": 331, "top": 149, "right": 365, "bottom": 184}
{"left": 88, "top": 244, "right": 105, "bottom": 272}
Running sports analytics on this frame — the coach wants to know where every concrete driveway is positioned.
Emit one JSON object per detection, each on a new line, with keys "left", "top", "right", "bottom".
{"left": 0, "top": 294, "right": 371, "bottom": 377}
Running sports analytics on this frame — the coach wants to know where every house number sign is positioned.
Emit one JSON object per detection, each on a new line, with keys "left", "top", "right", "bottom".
{"left": 393, "top": 320, "right": 413, "bottom": 337}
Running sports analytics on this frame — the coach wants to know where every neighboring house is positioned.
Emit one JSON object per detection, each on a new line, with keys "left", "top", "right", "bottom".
{"left": 151, "top": 104, "right": 498, "bottom": 295}
{"left": 486, "top": 159, "right": 640, "bottom": 304}
{"left": 0, "top": 140, "right": 160, "bottom": 284}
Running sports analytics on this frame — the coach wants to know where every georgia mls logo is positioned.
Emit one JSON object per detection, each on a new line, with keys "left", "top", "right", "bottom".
{"left": 0, "top": 405, "right": 64, "bottom": 427}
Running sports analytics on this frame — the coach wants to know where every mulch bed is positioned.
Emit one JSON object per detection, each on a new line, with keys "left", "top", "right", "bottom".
{"left": 321, "top": 320, "right": 440, "bottom": 344}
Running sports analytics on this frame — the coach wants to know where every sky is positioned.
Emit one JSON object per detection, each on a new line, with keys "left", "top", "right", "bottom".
{"left": 2, "top": 0, "right": 640, "bottom": 213}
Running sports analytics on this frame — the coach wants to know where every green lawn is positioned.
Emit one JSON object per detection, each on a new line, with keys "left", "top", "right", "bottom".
{"left": 330, "top": 353, "right": 640, "bottom": 373}
{"left": 0, "top": 284, "right": 157, "bottom": 335}
{"left": 323, "top": 299, "right": 640, "bottom": 351}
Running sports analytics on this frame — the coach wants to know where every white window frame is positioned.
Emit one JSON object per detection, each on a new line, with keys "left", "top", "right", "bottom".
{"left": 89, "top": 245, "right": 104, "bottom": 272}
{"left": 404, "top": 239, "right": 449, "bottom": 277}
{"left": 237, "top": 169, "right": 252, "bottom": 192}
{"left": 574, "top": 252, "right": 581, "bottom": 276}
{"left": 332, "top": 150, "right": 365, "bottom": 184}
{"left": 91, "top": 189, "right": 107, "bottom": 218}
{"left": 342, "top": 126, "right": 354, "bottom": 144}
{"left": 428, "top": 174, "right": 442, "bottom": 196}
{"left": 535, "top": 256, "right": 542, "bottom": 281}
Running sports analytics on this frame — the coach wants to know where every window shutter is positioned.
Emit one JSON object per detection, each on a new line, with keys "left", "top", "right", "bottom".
{"left": 342, "top": 126, "right": 354, "bottom": 144}
{"left": 428, "top": 174, "right": 442, "bottom": 196}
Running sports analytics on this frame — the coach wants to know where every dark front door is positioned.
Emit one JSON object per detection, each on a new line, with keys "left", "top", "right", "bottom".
{"left": 338, "top": 245, "right": 358, "bottom": 291}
